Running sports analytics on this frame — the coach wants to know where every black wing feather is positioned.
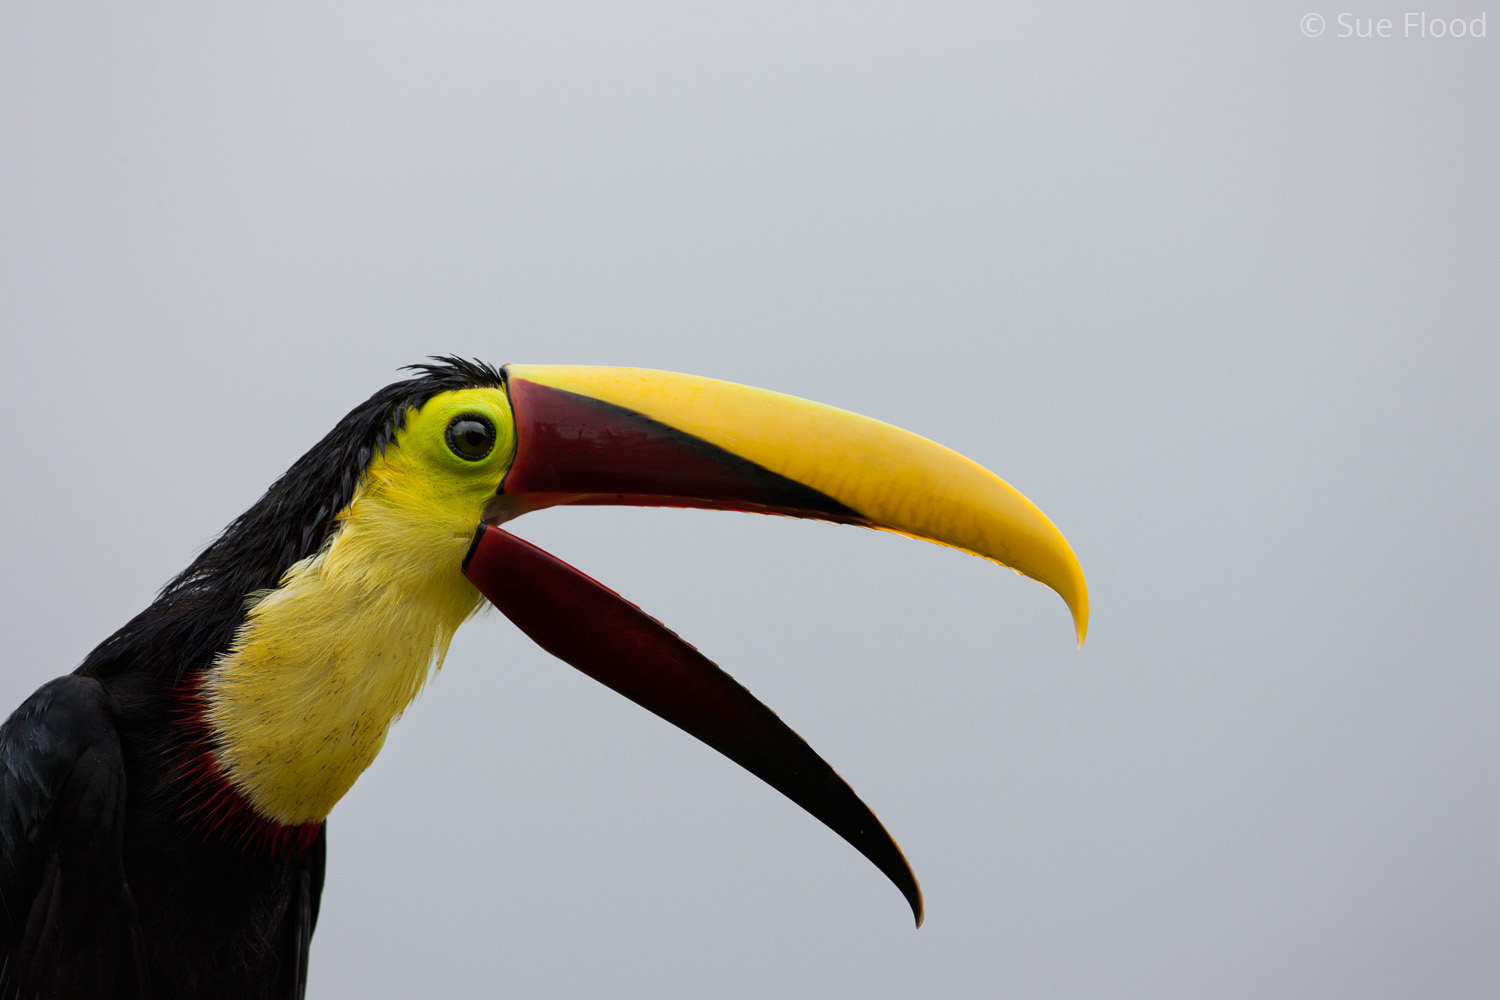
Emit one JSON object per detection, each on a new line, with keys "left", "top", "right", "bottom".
{"left": 0, "top": 676, "right": 147, "bottom": 999}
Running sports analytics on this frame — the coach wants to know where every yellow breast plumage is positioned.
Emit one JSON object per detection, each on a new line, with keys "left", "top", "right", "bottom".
{"left": 201, "top": 421, "right": 489, "bottom": 826}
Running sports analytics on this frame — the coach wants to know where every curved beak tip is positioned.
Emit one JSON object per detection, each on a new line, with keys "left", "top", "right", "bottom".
{"left": 1049, "top": 536, "right": 1089, "bottom": 647}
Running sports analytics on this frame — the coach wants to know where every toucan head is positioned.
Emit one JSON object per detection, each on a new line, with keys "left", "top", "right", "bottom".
{"left": 198, "top": 357, "right": 1087, "bottom": 924}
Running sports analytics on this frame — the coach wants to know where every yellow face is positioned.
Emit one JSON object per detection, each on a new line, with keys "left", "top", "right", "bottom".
{"left": 366, "top": 387, "right": 519, "bottom": 532}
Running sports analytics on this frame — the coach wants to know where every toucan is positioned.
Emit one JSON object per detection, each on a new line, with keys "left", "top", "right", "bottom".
{"left": 0, "top": 358, "right": 1087, "bottom": 999}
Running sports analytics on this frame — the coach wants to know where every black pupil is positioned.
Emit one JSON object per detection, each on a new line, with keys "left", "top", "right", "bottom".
{"left": 447, "top": 416, "right": 495, "bottom": 460}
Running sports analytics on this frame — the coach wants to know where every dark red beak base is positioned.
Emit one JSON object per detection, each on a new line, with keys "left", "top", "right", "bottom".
{"left": 500, "top": 377, "right": 864, "bottom": 521}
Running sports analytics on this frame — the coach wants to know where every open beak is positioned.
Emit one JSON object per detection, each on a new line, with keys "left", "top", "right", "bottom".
{"left": 462, "top": 365, "right": 1088, "bottom": 925}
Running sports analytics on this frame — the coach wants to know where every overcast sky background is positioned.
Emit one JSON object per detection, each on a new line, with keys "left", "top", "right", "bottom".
{"left": 1, "top": 4, "right": 1495, "bottom": 998}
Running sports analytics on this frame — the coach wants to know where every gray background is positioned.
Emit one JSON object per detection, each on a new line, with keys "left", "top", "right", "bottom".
{"left": 2, "top": 4, "right": 1495, "bottom": 998}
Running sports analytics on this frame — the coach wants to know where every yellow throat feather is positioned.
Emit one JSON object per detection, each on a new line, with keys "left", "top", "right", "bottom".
{"left": 201, "top": 389, "right": 512, "bottom": 826}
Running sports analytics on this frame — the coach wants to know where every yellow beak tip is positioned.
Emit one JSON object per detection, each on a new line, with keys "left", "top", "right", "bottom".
{"left": 1060, "top": 570, "right": 1089, "bottom": 648}
{"left": 1070, "top": 603, "right": 1089, "bottom": 648}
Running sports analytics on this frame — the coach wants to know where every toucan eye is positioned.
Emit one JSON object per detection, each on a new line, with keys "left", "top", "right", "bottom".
{"left": 445, "top": 414, "right": 496, "bottom": 461}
